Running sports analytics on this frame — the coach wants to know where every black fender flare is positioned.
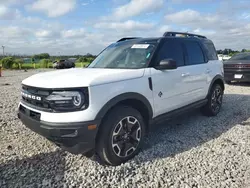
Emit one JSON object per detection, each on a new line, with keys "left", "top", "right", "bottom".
{"left": 95, "top": 92, "right": 153, "bottom": 120}
{"left": 206, "top": 75, "right": 225, "bottom": 98}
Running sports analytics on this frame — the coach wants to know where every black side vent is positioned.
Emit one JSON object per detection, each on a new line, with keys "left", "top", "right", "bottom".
{"left": 148, "top": 77, "right": 153, "bottom": 91}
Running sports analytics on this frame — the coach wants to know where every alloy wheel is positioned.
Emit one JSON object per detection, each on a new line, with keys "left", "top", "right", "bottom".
{"left": 211, "top": 87, "right": 222, "bottom": 113}
{"left": 111, "top": 116, "right": 141, "bottom": 158}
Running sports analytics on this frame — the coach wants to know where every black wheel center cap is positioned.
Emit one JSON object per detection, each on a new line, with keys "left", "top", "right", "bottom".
{"left": 124, "top": 133, "right": 129, "bottom": 139}
{"left": 122, "top": 132, "right": 130, "bottom": 141}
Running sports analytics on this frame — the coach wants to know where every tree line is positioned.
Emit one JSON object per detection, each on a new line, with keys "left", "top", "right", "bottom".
{"left": 216, "top": 49, "right": 250, "bottom": 56}
{"left": 1, "top": 49, "right": 250, "bottom": 69}
{"left": 0, "top": 53, "right": 97, "bottom": 60}
{"left": 0, "top": 53, "right": 97, "bottom": 69}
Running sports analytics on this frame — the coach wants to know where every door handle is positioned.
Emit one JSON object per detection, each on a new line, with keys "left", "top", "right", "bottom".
{"left": 181, "top": 73, "right": 190, "bottom": 77}
{"left": 206, "top": 69, "right": 211, "bottom": 73}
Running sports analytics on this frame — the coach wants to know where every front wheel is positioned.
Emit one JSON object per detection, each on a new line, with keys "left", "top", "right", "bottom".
{"left": 201, "top": 84, "right": 223, "bottom": 116}
{"left": 96, "top": 106, "right": 146, "bottom": 166}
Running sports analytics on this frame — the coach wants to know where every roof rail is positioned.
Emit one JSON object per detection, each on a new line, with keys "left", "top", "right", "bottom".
{"left": 163, "top": 31, "right": 207, "bottom": 39}
{"left": 117, "top": 37, "right": 141, "bottom": 42}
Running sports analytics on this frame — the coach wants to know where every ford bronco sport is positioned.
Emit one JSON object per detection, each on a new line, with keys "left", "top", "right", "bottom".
{"left": 18, "top": 31, "right": 225, "bottom": 166}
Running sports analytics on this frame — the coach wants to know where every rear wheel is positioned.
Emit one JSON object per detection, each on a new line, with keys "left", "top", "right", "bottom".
{"left": 60, "top": 63, "right": 65, "bottom": 69}
{"left": 96, "top": 106, "right": 146, "bottom": 166}
{"left": 201, "top": 84, "right": 223, "bottom": 116}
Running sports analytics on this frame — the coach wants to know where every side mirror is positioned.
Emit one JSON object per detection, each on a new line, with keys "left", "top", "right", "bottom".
{"left": 155, "top": 59, "right": 177, "bottom": 70}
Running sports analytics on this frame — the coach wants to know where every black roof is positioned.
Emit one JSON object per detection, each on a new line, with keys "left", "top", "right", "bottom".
{"left": 116, "top": 31, "right": 211, "bottom": 44}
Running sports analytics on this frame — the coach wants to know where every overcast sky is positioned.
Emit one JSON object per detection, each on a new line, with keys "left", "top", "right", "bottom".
{"left": 0, "top": 0, "right": 250, "bottom": 55}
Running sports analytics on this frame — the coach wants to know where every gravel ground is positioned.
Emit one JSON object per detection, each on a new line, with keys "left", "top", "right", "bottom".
{"left": 1, "top": 69, "right": 250, "bottom": 188}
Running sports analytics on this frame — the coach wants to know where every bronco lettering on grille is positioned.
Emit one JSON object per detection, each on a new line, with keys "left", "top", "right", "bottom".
{"left": 21, "top": 91, "right": 42, "bottom": 101}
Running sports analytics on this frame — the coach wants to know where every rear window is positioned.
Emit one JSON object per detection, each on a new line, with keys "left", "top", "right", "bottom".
{"left": 184, "top": 41, "right": 205, "bottom": 65}
{"left": 203, "top": 41, "right": 218, "bottom": 60}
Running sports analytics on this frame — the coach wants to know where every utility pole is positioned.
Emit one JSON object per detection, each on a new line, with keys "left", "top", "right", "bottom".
{"left": 2, "top": 46, "right": 5, "bottom": 57}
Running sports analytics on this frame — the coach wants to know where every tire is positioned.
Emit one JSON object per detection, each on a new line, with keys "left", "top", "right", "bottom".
{"left": 225, "top": 80, "right": 231, "bottom": 84}
{"left": 60, "top": 63, "right": 65, "bottom": 69}
{"left": 84, "top": 149, "right": 95, "bottom": 158}
{"left": 96, "top": 106, "right": 146, "bottom": 166}
{"left": 201, "top": 84, "right": 223, "bottom": 116}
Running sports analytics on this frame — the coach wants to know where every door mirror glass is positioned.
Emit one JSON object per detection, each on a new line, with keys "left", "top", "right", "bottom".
{"left": 155, "top": 59, "right": 177, "bottom": 70}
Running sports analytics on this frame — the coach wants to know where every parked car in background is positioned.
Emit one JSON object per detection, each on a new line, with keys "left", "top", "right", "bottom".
{"left": 53, "top": 59, "right": 75, "bottom": 69}
{"left": 223, "top": 52, "right": 250, "bottom": 84}
{"left": 52, "top": 61, "right": 57, "bottom": 68}
{"left": 222, "top": 55, "right": 231, "bottom": 61}
{"left": 218, "top": 54, "right": 223, "bottom": 61}
{"left": 218, "top": 54, "right": 231, "bottom": 61}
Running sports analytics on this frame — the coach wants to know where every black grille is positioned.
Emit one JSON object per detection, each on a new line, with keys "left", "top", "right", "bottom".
{"left": 21, "top": 85, "right": 89, "bottom": 113}
{"left": 21, "top": 85, "right": 52, "bottom": 111}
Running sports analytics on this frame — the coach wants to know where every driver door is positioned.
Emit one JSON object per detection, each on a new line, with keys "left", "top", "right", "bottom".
{"left": 150, "top": 39, "right": 189, "bottom": 117}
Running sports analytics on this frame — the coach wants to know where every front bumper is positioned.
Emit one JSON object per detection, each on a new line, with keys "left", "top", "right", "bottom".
{"left": 18, "top": 104, "right": 100, "bottom": 154}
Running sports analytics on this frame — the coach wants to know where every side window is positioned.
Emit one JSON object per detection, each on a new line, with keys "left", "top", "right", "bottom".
{"left": 184, "top": 41, "right": 205, "bottom": 65}
{"left": 203, "top": 41, "right": 218, "bottom": 60}
{"left": 156, "top": 40, "right": 185, "bottom": 67}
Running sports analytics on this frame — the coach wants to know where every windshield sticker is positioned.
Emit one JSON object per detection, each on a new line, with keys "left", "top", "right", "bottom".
{"left": 146, "top": 53, "right": 151, "bottom": 59}
{"left": 131, "top": 44, "right": 149, "bottom": 49}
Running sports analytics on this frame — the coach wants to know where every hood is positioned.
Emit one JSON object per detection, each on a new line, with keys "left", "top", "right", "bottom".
{"left": 22, "top": 68, "right": 145, "bottom": 88}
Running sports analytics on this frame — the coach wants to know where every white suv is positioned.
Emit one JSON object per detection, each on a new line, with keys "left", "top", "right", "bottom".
{"left": 18, "top": 31, "right": 225, "bottom": 166}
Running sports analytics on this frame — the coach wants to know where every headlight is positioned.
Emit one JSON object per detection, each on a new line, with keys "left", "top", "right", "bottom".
{"left": 46, "top": 91, "right": 86, "bottom": 111}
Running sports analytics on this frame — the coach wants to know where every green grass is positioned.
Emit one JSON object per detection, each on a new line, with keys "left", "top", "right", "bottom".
{"left": 75, "top": 62, "right": 90, "bottom": 67}
{"left": 11, "top": 62, "right": 90, "bottom": 69}
{"left": 12, "top": 63, "right": 53, "bottom": 69}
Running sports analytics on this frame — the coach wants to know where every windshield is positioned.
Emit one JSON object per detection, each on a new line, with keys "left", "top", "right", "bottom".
{"left": 88, "top": 40, "right": 157, "bottom": 69}
{"left": 230, "top": 53, "right": 250, "bottom": 60}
